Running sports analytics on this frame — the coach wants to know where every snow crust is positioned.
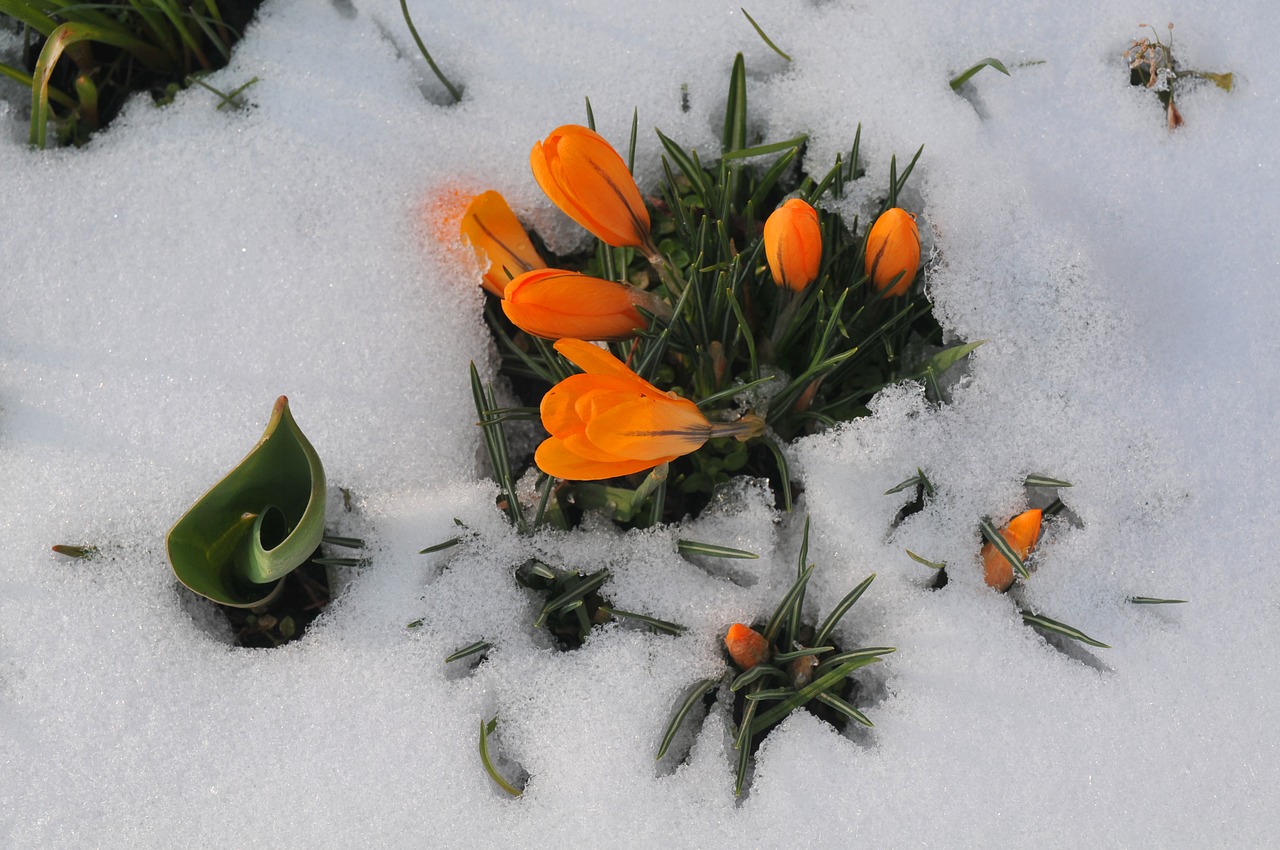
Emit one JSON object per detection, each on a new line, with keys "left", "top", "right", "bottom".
{"left": 2, "top": 0, "right": 1277, "bottom": 845}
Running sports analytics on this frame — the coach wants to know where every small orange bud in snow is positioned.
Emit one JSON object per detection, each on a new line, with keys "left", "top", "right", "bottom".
{"left": 763, "top": 198, "right": 822, "bottom": 291}
{"left": 459, "top": 191, "right": 547, "bottom": 297}
{"left": 981, "top": 508, "right": 1043, "bottom": 592}
{"left": 530, "top": 124, "right": 656, "bottom": 254}
{"left": 724, "top": 623, "right": 770, "bottom": 670}
{"left": 865, "top": 208, "right": 920, "bottom": 298}
{"left": 501, "top": 269, "right": 666, "bottom": 341}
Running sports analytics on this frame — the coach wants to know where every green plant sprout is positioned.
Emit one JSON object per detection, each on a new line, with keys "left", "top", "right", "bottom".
{"left": 658, "top": 518, "right": 893, "bottom": 796}
{"left": 1, "top": 0, "right": 259, "bottom": 147}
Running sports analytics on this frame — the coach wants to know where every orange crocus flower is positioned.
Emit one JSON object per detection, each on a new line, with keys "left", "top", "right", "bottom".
{"left": 536, "top": 339, "right": 763, "bottom": 481}
{"left": 763, "top": 198, "right": 822, "bottom": 291}
{"left": 724, "top": 623, "right": 770, "bottom": 670}
{"left": 981, "top": 508, "right": 1043, "bottom": 592}
{"left": 460, "top": 191, "right": 547, "bottom": 297}
{"left": 865, "top": 208, "right": 921, "bottom": 298}
{"left": 530, "top": 125, "right": 657, "bottom": 256}
{"left": 501, "top": 269, "right": 668, "bottom": 341}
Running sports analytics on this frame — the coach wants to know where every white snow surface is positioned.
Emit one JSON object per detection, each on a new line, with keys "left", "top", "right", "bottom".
{"left": 2, "top": 0, "right": 1277, "bottom": 846}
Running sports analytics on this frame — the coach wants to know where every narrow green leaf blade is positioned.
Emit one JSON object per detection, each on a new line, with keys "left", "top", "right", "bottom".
{"left": 656, "top": 678, "right": 720, "bottom": 759}
{"left": 949, "top": 57, "right": 1010, "bottom": 90}
{"left": 1022, "top": 611, "right": 1110, "bottom": 648}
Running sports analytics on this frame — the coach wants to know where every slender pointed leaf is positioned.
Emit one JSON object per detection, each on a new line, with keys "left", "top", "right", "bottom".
{"left": 656, "top": 678, "right": 720, "bottom": 759}
{"left": 445, "top": 640, "right": 493, "bottom": 663}
{"left": 980, "top": 518, "right": 1030, "bottom": 580}
{"left": 479, "top": 717, "right": 522, "bottom": 797}
{"left": 676, "top": 539, "right": 759, "bottom": 559}
{"left": 813, "top": 573, "right": 876, "bottom": 647}
{"left": 1022, "top": 611, "right": 1110, "bottom": 648}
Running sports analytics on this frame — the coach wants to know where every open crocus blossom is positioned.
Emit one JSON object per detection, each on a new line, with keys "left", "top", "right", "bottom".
{"left": 724, "top": 623, "right": 770, "bottom": 671}
{"left": 763, "top": 198, "right": 822, "bottom": 291}
{"left": 981, "top": 508, "right": 1043, "bottom": 591}
{"left": 501, "top": 269, "right": 669, "bottom": 341}
{"left": 460, "top": 190, "right": 547, "bottom": 297}
{"left": 536, "top": 339, "right": 764, "bottom": 481}
{"left": 864, "top": 207, "right": 921, "bottom": 298}
{"left": 530, "top": 124, "right": 657, "bottom": 255}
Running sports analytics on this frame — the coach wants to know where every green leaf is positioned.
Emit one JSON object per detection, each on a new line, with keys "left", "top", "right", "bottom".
{"left": 1021, "top": 611, "right": 1110, "bottom": 648}
{"left": 884, "top": 475, "right": 921, "bottom": 495}
{"left": 597, "top": 606, "right": 687, "bottom": 635}
{"left": 399, "top": 0, "right": 463, "bottom": 103}
{"left": 720, "top": 135, "right": 809, "bottom": 161}
{"left": 905, "top": 549, "right": 946, "bottom": 570}
{"left": 166, "top": 396, "right": 326, "bottom": 608}
{"left": 1023, "top": 474, "right": 1073, "bottom": 488}
{"left": 722, "top": 52, "right": 747, "bottom": 154}
{"left": 911, "top": 340, "right": 986, "bottom": 381}
{"left": 656, "top": 677, "right": 720, "bottom": 759}
{"left": 813, "top": 573, "right": 876, "bottom": 647}
{"left": 762, "top": 564, "right": 815, "bottom": 644}
{"left": 740, "top": 7, "right": 792, "bottom": 62}
{"left": 771, "top": 645, "right": 834, "bottom": 662}
{"left": 979, "top": 518, "right": 1030, "bottom": 580}
{"left": 750, "top": 654, "right": 883, "bottom": 730}
{"left": 478, "top": 717, "right": 522, "bottom": 796}
{"left": 445, "top": 641, "right": 493, "bottom": 663}
{"left": 420, "top": 537, "right": 462, "bottom": 554}
{"left": 813, "top": 646, "right": 895, "bottom": 677}
{"left": 533, "top": 569, "right": 610, "bottom": 628}
{"left": 814, "top": 691, "right": 873, "bottom": 727}
{"left": 677, "top": 539, "right": 759, "bottom": 559}
{"left": 730, "top": 664, "right": 788, "bottom": 692}
{"left": 51, "top": 544, "right": 97, "bottom": 559}
{"left": 1129, "top": 596, "right": 1188, "bottom": 605}
{"left": 949, "top": 57, "right": 1010, "bottom": 90}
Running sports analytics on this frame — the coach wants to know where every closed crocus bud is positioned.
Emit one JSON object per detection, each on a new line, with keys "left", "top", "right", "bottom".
{"left": 536, "top": 339, "right": 764, "bottom": 481}
{"left": 459, "top": 191, "right": 547, "bottom": 297}
{"left": 724, "top": 623, "right": 770, "bottom": 671}
{"left": 501, "top": 269, "right": 668, "bottom": 341}
{"left": 763, "top": 198, "right": 822, "bottom": 291}
{"left": 865, "top": 208, "right": 921, "bottom": 298}
{"left": 530, "top": 124, "right": 657, "bottom": 255}
{"left": 981, "top": 508, "right": 1043, "bottom": 592}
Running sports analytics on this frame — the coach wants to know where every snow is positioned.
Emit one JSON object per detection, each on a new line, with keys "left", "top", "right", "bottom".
{"left": 2, "top": 0, "right": 1278, "bottom": 845}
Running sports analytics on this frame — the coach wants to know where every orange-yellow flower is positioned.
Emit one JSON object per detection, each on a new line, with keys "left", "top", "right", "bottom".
{"left": 763, "top": 198, "right": 822, "bottom": 291}
{"left": 501, "top": 269, "right": 667, "bottom": 341}
{"left": 724, "top": 623, "right": 770, "bottom": 670}
{"left": 865, "top": 208, "right": 921, "bottom": 298}
{"left": 460, "top": 190, "right": 547, "bottom": 297}
{"left": 530, "top": 125, "right": 656, "bottom": 255}
{"left": 536, "top": 339, "right": 763, "bottom": 481}
{"left": 981, "top": 508, "right": 1043, "bottom": 592}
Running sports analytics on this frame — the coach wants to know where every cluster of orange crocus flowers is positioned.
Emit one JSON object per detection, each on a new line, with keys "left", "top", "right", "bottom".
{"left": 454, "top": 122, "right": 922, "bottom": 483}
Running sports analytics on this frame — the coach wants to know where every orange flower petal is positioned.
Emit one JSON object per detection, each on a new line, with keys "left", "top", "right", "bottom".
{"left": 460, "top": 191, "right": 546, "bottom": 297}
{"left": 553, "top": 338, "right": 646, "bottom": 382}
{"left": 501, "top": 270, "right": 647, "bottom": 340}
{"left": 585, "top": 396, "right": 711, "bottom": 460}
{"left": 531, "top": 125, "right": 652, "bottom": 250}
{"left": 534, "top": 436, "right": 672, "bottom": 481}
{"left": 981, "top": 508, "right": 1043, "bottom": 591}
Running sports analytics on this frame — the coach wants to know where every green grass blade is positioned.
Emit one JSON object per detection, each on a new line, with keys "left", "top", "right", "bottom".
{"left": 1129, "top": 596, "right": 1188, "bottom": 605}
{"left": 730, "top": 664, "right": 787, "bottom": 692}
{"left": 905, "top": 549, "right": 946, "bottom": 570}
{"left": 815, "top": 691, "right": 873, "bottom": 727}
{"left": 813, "top": 573, "right": 876, "bottom": 647}
{"left": 740, "top": 7, "right": 791, "bottom": 61}
{"left": 884, "top": 474, "right": 922, "bottom": 495}
{"left": 762, "top": 437, "right": 793, "bottom": 512}
{"left": 751, "top": 655, "right": 881, "bottom": 730}
{"left": 720, "top": 134, "right": 809, "bottom": 161}
{"left": 722, "top": 51, "right": 747, "bottom": 153}
{"left": 420, "top": 537, "right": 461, "bottom": 554}
{"left": 980, "top": 518, "right": 1029, "bottom": 579}
{"left": 744, "top": 687, "right": 796, "bottom": 702}
{"left": 676, "top": 539, "right": 759, "bottom": 559}
{"left": 533, "top": 569, "right": 610, "bottom": 628}
{"left": 479, "top": 717, "right": 522, "bottom": 797}
{"left": 814, "top": 647, "right": 895, "bottom": 677}
{"left": 771, "top": 645, "right": 834, "bottom": 662}
{"left": 656, "top": 678, "right": 720, "bottom": 759}
{"left": 598, "top": 606, "right": 687, "bottom": 635}
{"left": 1021, "top": 611, "right": 1110, "bottom": 648}
{"left": 400, "top": 0, "right": 462, "bottom": 103}
{"left": 445, "top": 640, "right": 493, "bottom": 663}
{"left": 762, "top": 564, "right": 815, "bottom": 644}
{"left": 949, "top": 57, "right": 1010, "bottom": 90}
{"left": 1024, "top": 474, "right": 1073, "bottom": 488}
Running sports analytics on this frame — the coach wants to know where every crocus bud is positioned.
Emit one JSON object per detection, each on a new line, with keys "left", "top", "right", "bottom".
{"left": 724, "top": 623, "right": 770, "bottom": 671}
{"left": 530, "top": 125, "right": 656, "bottom": 255}
{"left": 763, "top": 198, "right": 822, "bottom": 291}
{"left": 981, "top": 508, "right": 1043, "bottom": 592}
{"left": 865, "top": 208, "right": 920, "bottom": 298}
{"left": 501, "top": 269, "right": 667, "bottom": 341}
{"left": 459, "top": 191, "right": 547, "bottom": 297}
{"left": 536, "top": 340, "right": 764, "bottom": 481}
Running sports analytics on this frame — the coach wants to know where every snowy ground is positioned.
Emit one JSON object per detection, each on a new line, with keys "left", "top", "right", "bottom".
{"left": 2, "top": 0, "right": 1277, "bottom": 846}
